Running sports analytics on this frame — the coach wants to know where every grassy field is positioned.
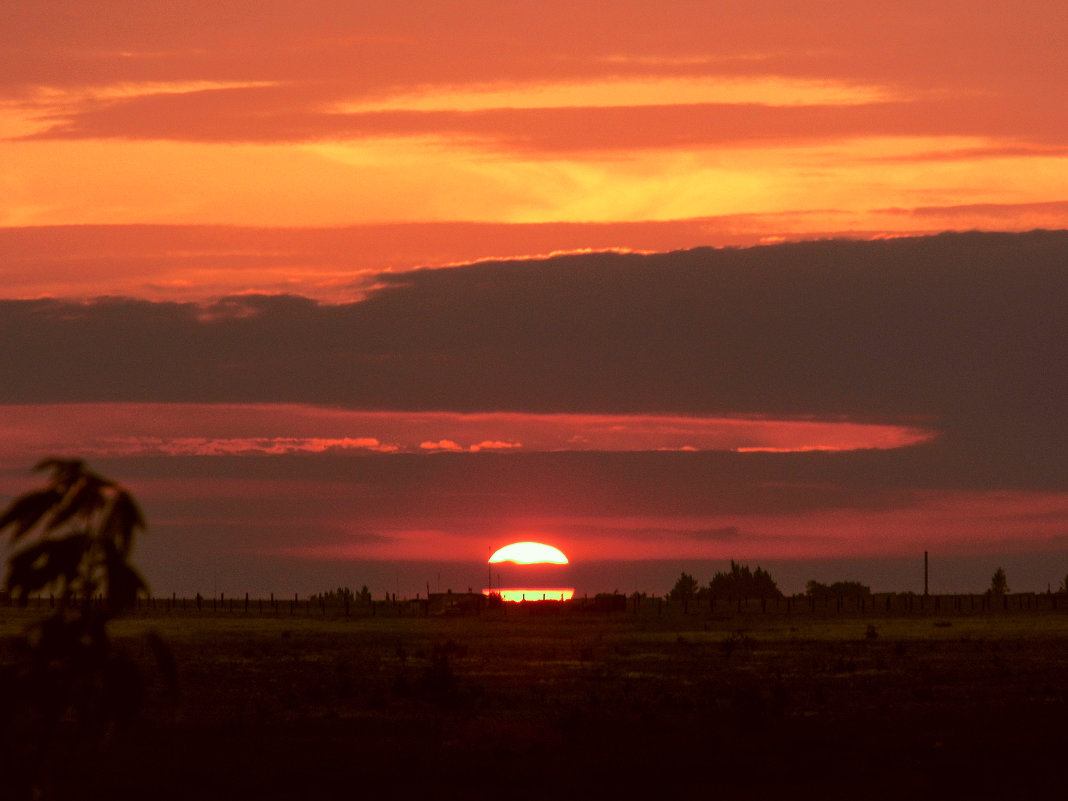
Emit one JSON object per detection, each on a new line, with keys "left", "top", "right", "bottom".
{"left": 3, "top": 604, "right": 1068, "bottom": 800}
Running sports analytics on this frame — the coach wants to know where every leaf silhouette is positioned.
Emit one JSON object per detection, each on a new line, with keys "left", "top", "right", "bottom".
{"left": 100, "top": 490, "right": 146, "bottom": 556}
{"left": 5, "top": 533, "right": 90, "bottom": 601}
{"left": 1, "top": 459, "right": 163, "bottom": 797}
{"left": 0, "top": 488, "right": 63, "bottom": 540}
{"left": 34, "top": 458, "right": 89, "bottom": 490}
{"left": 45, "top": 477, "right": 108, "bottom": 533}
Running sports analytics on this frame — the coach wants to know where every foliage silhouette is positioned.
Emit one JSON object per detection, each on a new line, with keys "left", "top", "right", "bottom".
{"left": 709, "top": 561, "right": 783, "bottom": 600}
{"left": 0, "top": 459, "right": 172, "bottom": 799}
{"left": 668, "top": 572, "right": 699, "bottom": 604}
{"left": 988, "top": 566, "right": 1009, "bottom": 596}
{"left": 309, "top": 585, "right": 372, "bottom": 605}
{"left": 805, "top": 579, "right": 872, "bottom": 600}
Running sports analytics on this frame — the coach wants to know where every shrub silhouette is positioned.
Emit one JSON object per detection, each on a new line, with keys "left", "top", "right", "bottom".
{"left": 0, "top": 459, "right": 172, "bottom": 798}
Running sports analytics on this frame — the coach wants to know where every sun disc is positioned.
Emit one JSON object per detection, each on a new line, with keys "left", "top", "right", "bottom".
{"left": 489, "top": 541, "right": 568, "bottom": 565}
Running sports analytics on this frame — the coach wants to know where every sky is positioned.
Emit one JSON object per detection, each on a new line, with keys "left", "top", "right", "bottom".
{"left": 1, "top": 2, "right": 1066, "bottom": 597}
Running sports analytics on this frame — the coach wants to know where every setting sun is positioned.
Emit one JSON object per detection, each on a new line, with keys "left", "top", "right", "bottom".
{"left": 486, "top": 542, "right": 573, "bottom": 602}
{"left": 489, "top": 542, "right": 569, "bottom": 565}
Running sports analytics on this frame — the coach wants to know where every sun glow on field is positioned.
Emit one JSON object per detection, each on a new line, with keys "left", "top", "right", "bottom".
{"left": 489, "top": 542, "right": 569, "bottom": 564}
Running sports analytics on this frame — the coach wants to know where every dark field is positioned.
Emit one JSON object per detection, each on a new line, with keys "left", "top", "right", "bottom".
{"left": 4, "top": 604, "right": 1068, "bottom": 800}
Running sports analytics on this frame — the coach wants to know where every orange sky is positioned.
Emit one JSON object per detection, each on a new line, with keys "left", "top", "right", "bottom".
{"left": 2, "top": 1, "right": 1067, "bottom": 299}
{"left": 1, "top": 4, "right": 1066, "bottom": 597}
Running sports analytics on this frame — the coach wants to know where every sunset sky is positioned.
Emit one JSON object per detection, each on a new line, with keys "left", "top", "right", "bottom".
{"left": 2, "top": 2, "right": 1066, "bottom": 597}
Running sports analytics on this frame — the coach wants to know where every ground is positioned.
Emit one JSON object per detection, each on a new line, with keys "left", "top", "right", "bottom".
{"left": 2, "top": 602, "right": 1067, "bottom": 799}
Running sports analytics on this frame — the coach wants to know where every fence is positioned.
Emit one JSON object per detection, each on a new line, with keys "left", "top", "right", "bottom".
{"left": 632, "top": 591, "right": 1066, "bottom": 618}
{"left": 4, "top": 590, "right": 1065, "bottom": 619}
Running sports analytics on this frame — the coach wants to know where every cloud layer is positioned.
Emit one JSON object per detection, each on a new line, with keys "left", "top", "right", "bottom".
{"left": 3, "top": 233, "right": 1063, "bottom": 428}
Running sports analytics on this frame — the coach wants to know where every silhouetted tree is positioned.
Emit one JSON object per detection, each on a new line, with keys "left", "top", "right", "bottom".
{"left": 988, "top": 567, "right": 1009, "bottom": 596}
{"left": 806, "top": 579, "right": 872, "bottom": 600}
{"left": 310, "top": 586, "right": 356, "bottom": 603}
{"left": 0, "top": 459, "right": 172, "bottom": 798}
{"left": 709, "top": 561, "right": 783, "bottom": 600}
{"left": 669, "top": 572, "right": 699, "bottom": 604}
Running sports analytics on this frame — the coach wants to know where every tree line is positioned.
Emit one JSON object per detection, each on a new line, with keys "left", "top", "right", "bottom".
{"left": 669, "top": 562, "right": 1039, "bottom": 602}
{"left": 669, "top": 561, "right": 795, "bottom": 604}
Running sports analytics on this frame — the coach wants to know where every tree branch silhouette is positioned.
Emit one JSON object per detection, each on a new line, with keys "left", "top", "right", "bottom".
{"left": 0, "top": 459, "right": 173, "bottom": 800}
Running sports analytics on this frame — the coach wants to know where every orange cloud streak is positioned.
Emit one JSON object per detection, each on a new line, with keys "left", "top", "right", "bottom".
{"left": 0, "top": 403, "right": 933, "bottom": 464}
{"left": 2, "top": 2, "right": 1065, "bottom": 247}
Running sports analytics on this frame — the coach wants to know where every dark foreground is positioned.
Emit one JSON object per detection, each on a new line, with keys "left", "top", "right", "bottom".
{"left": 5, "top": 606, "right": 1068, "bottom": 800}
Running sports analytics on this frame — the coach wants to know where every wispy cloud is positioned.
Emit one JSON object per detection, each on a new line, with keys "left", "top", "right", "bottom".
{"left": 335, "top": 75, "right": 898, "bottom": 114}
{"left": 99, "top": 436, "right": 398, "bottom": 456}
{"left": 0, "top": 403, "right": 930, "bottom": 464}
